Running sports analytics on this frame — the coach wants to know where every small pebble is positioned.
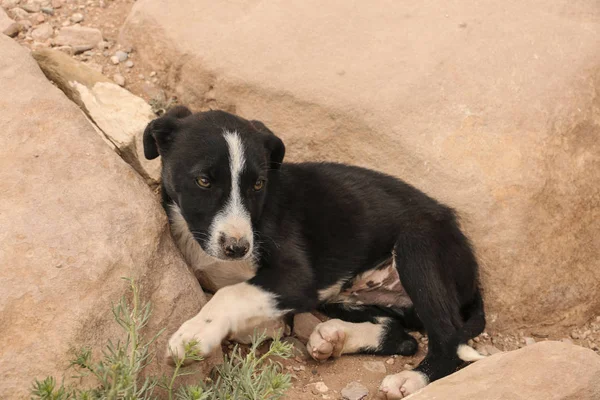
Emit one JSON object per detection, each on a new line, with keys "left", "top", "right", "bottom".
{"left": 114, "top": 50, "right": 128, "bottom": 62}
{"left": 110, "top": 55, "right": 119, "bottom": 65}
{"left": 125, "top": 60, "right": 134, "bottom": 68}
{"left": 385, "top": 358, "right": 394, "bottom": 365}
{"left": 524, "top": 337, "right": 536, "bottom": 346}
{"left": 113, "top": 73, "right": 125, "bottom": 86}
{"left": 10, "top": 7, "right": 30, "bottom": 20}
{"left": 51, "top": 0, "right": 61, "bottom": 8}
{"left": 149, "top": 70, "right": 156, "bottom": 77}
{"left": 3, "top": 22, "right": 21, "bottom": 38}
{"left": 582, "top": 330, "right": 591, "bottom": 339}
{"left": 20, "top": 2, "right": 41, "bottom": 13}
{"left": 61, "top": 20, "right": 70, "bottom": 26}
{"left": 312, "top": 382, "right": 329, "bottom": 394}
{"left": 282, "top": 337, "right": 311, "bottom": 361}
{"left": 97, "top": 40, "right": 109, "bottom": 49}
{"left": 403, "top": 363, "right": 413, "bottom": 370}
{"left": 571, "top": 331, "right": 580, "bottom": 340}
{"left": 72, "top": 44, "right": 94, "bottom": 54}
{"left": 31, "top": 23, "right": 53, "bottom": 41}
{"left": 70, "top": 13, "right": 83, "bottom": 23}
{"left": 341, "top": 381, "right": 368, "bottom": 400}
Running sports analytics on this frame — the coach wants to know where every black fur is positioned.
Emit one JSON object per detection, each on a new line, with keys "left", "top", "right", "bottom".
{"left": 145, "top": 107, "right": 485, "bottom": 385}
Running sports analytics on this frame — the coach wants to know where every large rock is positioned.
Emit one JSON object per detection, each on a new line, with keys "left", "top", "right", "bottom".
{"left": 32, "top": 48, "right": 161, "bottom": 184}
{"left": 410, "top": 341, "right": 600, "bottom": 400}
{"left": 120, "top": 0, "right": 600, "bottom": 332}
{"left": 0, "top": 35, "right": 218, "bottom": 399}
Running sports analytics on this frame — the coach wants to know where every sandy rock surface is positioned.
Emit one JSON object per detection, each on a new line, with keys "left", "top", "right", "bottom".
{"left": 120, "top": 0, "right": 600, "bottom": 331}
{"left": 0, "top": 35, "right": 218, "bottom": 399}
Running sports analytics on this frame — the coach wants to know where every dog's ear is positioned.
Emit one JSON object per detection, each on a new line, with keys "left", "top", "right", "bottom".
{"left": 251, "top": 120, "right": 286, "bottom": 170}
{"left": 143, "top": 106, "right": 193, "bottom": 160}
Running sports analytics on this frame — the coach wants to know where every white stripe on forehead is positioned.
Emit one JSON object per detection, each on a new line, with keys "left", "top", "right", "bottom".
{"left": 206, "top": 130, "right": 253, "bottom": 258}
{"left": 224, "top": 131, "right": 246, "bottom": 187}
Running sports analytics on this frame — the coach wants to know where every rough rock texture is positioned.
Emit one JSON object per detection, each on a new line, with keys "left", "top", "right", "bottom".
{"left": 120, "top": 0, "right": 600, "bottom": 332}
{"left": 32, "top": 48, "right": 161, "bottom": 183}
{"left": 0, "top": 6, "right": 14, "bottom": 32}
{"left": 0, "top": 35, "right": 218, "bottom": 399}
{"left": 410, "top": 342, "right": 600, "bottom": 400}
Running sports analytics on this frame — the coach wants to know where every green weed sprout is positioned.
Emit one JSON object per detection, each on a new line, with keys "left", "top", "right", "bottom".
{"left": 30, "top": 278, "right": 292, "bottom": 400}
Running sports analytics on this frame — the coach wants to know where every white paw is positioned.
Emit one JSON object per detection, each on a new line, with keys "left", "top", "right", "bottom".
{"left": 378, "top": 371, "right": 428, "bottom": 399}
{"left": 306, "top": 319, "right": 347, "bottom": 361}
{"left": 167, "top": 318, "right": 228, "bottom": 363}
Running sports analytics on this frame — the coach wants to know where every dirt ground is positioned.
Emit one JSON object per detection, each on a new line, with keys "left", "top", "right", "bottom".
{"left": 5, "top": 0, "right": 600, "bottom": 398}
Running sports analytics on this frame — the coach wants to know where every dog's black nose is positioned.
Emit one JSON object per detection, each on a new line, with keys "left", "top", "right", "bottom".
{"left": 222, "top": 236, "right": 250, "bottom": 259}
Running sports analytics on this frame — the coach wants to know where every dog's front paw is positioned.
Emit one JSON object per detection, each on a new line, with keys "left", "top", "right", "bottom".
{"left": 377, "top": 371, "right": 428, "bottom": 399}
{"left": 167, "top": 318, "right": 228, "bottom": 364}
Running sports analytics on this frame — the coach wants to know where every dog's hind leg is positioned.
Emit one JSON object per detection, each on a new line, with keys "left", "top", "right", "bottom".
{"left": 378, "top": 230, "right": 483, "bottom": 399}
{"left": 307, "top": 316, "right": 418, "bottom": 361}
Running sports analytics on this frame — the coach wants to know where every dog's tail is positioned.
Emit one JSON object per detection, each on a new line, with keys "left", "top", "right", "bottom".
{"left": 455, "top": 288, "right": 487, "bottom": 362}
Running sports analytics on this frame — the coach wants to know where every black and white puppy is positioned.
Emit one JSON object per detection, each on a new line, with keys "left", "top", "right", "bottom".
{"left": 144, "top": 106, "right": 486, "bottom": 399}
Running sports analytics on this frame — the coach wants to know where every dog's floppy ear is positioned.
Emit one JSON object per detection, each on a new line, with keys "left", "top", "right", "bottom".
{"left": 143, "top": 106, "right": 193, "bottom": 160}
{"left": 251, "top": 120, "right": 286, "bottom": 170}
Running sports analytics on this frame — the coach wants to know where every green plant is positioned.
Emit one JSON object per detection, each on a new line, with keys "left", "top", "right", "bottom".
{"left": 30, "top": 279, "right": 292, "bottom": 400}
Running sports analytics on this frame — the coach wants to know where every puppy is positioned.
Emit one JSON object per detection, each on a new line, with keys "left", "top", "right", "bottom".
{"left": 143, "top": 106, "right": 486, "bottom": 399}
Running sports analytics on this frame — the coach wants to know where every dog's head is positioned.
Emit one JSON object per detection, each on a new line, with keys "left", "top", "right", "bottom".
{"left": 143, "top": 106, "right": 285, "bottom": 261}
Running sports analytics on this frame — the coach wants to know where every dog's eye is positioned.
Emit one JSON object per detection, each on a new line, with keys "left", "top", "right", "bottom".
{"left": 196, "top": 176, "right": 211, "bottom": 188}
{"left": 253, "top": 179, "right": 265, "bottom": 191}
